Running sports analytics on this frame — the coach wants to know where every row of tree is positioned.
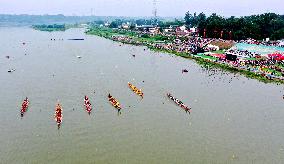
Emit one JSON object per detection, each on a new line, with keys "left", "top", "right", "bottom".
{"left": 184, "top": 12, "right": 284, "bottom": 40}
{"left": 93, "top": 19, "right": 161, "bottom": 29}
{"left": 91, "top": 12, "right": 284, "bottom": 41}
{"left": 32, "top": 24, "right": 67, "bottom": 31}
{"left": 33, "top": 24, "right": 66, "bottom": 29}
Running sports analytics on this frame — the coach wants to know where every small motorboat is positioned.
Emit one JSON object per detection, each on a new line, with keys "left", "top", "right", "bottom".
{"left": 8, "top": 69, "right": 16, "bottom": 73}
{"left": 68, "top": 39, "right": 84, "bottom": 40}
{"left": 182, "top": 69, "right": 188, "bottom": 73}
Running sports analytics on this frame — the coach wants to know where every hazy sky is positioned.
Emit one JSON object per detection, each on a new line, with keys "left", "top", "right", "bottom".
{"left": 1, "top": 0, "right": 283, "bottom": 17}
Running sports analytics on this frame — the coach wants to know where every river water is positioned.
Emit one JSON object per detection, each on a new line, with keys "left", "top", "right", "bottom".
{"left": 0, "top": 27, "right": 284, "bottom": 164}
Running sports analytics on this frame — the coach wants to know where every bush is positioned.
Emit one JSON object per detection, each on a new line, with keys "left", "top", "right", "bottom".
{"left": 141, "top": 34, "right": 150, "bottom": 38}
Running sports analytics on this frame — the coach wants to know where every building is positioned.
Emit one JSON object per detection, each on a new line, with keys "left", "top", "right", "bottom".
{"left": 163, "top": 25, "right": 177, "bottom": 34}
{"left": 121, "top": 23, "right": 130, "bottom": 29}
{"left": 136, "top": 25, "right": 155, "bottom": 32}
{"left": 279, "top": 40, "right": 284, "bottom": 47}
{"left": 176, "top": 25, "right": 189, "bottom": 36}
{"left": 149, "top": 27, "right": 160, "bottom": 34}
{"left": 104, "top": 22, "right": 110, "bottom": 27}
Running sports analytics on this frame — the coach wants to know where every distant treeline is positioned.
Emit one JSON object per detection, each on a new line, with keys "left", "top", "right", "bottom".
{"left": 92, "top": 18, "right": 181, "bottom": 28}
{"left": 32, "top": 24, "right": 66, "bottom": 31}
{"left": 184, "top": 12, "right": 284, "bottom": 40}
{"left": 0, "top": 14, "right": 144, "bottom": 26}
{"left": 2, "top": 13, "right": 284, "bottom": 40}
{"left": 91, "top": 12, "right": 284, "bottom": 41}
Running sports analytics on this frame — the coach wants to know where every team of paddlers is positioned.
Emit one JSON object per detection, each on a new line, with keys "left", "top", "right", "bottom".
{"left": 54, "top": 103, "right": 63, "bottom": 128}
{"left": 20, "top": 97, "right": 29, "bottom": 117}
{"left": 108, "top": 94, "right": 122, "bottom": 112}
{"left": 128, "top": 82, "right": 144, "bottom": 98}
{"left": 84, "top": 95, "right": 92, "bottom": 114}
{"left": 167, "top": 93, "right": 191, "bottom": 114}
{"left": 20, "top": 82, "right": 192, "bottom": 128}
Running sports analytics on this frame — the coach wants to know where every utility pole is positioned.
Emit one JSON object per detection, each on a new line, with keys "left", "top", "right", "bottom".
{"left": 90, "top": 8, "right": 95, "bottom": 16}
{"left": 152, "top": 0, "right": 158, "bottom": 25}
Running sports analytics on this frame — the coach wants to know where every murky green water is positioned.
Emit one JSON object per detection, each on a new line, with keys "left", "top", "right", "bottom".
{"left": 0, "top": 27, "right": 284, "bottom": 164}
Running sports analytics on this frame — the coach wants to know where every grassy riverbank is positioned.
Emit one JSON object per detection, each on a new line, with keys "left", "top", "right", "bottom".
{"left": 86, "top": 27, "right": 284, "bottom": 84}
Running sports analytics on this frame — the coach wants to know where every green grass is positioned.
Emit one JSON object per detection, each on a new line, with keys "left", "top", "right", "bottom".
{"left": 194, "top": 54, "right": 218, "bottom": 60}
{"left": 262, "top": 68, "right": 282, "bottom": 76}
{"left": 211, "top": 50, "right": 225, "bottom": 54}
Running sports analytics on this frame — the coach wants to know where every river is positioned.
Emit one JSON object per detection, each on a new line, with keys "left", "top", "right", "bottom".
{"left": 0, "top": 27, "right": 284, "bottom": 164}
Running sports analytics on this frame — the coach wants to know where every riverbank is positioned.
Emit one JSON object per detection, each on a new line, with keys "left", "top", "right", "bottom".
{"left": 86, "top": 27, "right": 284, "bottom": 84}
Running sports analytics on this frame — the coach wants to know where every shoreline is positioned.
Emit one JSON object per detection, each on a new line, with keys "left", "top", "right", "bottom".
{"left": 86, "top": 27, "right": 284, "bottom": 84}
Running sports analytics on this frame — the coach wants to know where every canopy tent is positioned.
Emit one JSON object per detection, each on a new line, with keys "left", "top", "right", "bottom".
{"left": 268, "top": 53, "right": 284, "bottom": 61}
{"left": 275, "top": 56, "right": 284, "bottom": 61}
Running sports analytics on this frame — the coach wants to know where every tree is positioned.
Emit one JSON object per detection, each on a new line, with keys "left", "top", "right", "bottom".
{"left": 94, "top": 20, "right": 104, "bottom": 25}
{"left": 271, "top": 28, "right": 284, "bottom": 40}
{"left": 109, "top": 21, "right": 118, "bottom": 28}
{"left": 197, "top": 12, "right": 207, "bottom": 36}
{"left": 192, "top": 12, "right": 198, "bottom": 27}
{"left": 184, "top": 11, "right": 192, "bottom": 27}
{"left": 129, "top": 24, "right": 136, "bottom": 30}
{"left": 206, "top": 13, "right": 225, "bottom": 38}
{"left": 135, "top": 19, "right": 146, "bottom": 26}
{"left": 183, "top": 12, "right": 284, "bottom": 40}
{"left": 157, "top": 21, "right": 165, "bottom": 28}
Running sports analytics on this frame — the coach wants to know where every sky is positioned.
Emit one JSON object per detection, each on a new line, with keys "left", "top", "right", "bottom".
{"left": 0, "top": 0, "right": 284, "bottom": 17}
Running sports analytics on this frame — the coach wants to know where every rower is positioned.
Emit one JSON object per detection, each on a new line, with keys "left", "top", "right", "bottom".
{"left": 56, "top": 116, "right": 61, "bottom": 123}
{"left": 55, "top": 106, "right": 62, "bottom": 114}
{"left": 174, "top": 98, "right": 179, "bottom": 104}
{"left": 84, "top": 96, "right": 90, "bottom": 104}
{"left": 55, "top": 111, "right": 61, "bottom": 117}
{"left": 22, "top": 101, "right": 27, "bottom": 107}
{"left": 56, "top": 107, "right": 61, "bottom": 112}
{"left": 185, "top": 107, "right": 191, "bottom": 114}
{"left": 56, "top": 111, "right": 62, "bottom": 116}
